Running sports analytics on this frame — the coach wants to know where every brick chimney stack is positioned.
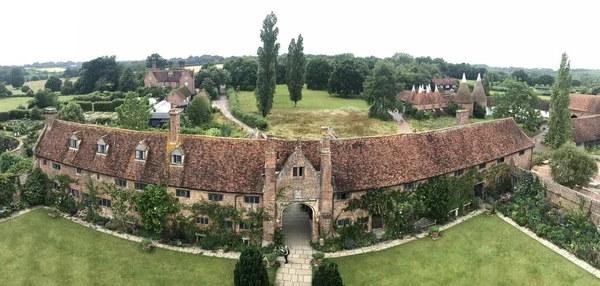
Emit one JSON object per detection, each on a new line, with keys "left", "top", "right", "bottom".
{"left": 456, "top": 109, "right": 469, "bottom": 126}
{"left": 169, "top": 108, "right": 182, "bottom": 144}
{"left": 168, "top": 61, "right": 173, "bottom": 69}
{"left": 152, "top": 60, "right": 157, "bottom": 70}
{"left": 262, "top": 136, "right": 277, "bottom": 244}
{"left": 178, "top": 60, "right": 185, "bottom": 69}
{"left": 319, "top": 126, "right": 333, "bottom": 237}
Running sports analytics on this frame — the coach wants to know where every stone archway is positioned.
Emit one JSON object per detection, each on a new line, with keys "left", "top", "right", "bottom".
{"left": 279, "top": 203, "right": 318, "bottom": 246}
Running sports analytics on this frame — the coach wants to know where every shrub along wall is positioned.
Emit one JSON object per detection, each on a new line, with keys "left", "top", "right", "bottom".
{"left": 229, "top": 91, "right": 268, "bottom": 130}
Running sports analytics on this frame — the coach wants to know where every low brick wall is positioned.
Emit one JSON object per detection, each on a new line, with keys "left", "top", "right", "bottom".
{"left": 530, "top": 171, "right": 600, "bottom": 226}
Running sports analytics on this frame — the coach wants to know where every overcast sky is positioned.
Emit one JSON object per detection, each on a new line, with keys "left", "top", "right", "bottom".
{"left": 2, "top": 0, "right": 596, "bottom": 69}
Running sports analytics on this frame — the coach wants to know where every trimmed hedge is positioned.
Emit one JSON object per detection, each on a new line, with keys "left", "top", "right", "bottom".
{"left": 73, "top": 94, "right": 112, "bottom": 102}
{"left": 229, "top": 92, "right": 268, "bottom": 130}
{"left": 75, "top": 101, "right": 93, "bottom": 112}
{"left": 112, "top": 99, "right": 124, "bottom": 109}
{"left": 94, "top": 101, "right": 115, "bottom": 112}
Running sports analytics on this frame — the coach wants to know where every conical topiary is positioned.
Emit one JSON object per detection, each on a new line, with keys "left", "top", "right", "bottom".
{"left": 313, "top": 261, "right": 344, "bottom": 286}
{"left": 234, "top": 247, "right": 268, "bottom": 286}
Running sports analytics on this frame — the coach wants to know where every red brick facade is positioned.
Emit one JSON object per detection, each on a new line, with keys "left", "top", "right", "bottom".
{"left": 144, "top": 61, "right": 195, "bottom": 95}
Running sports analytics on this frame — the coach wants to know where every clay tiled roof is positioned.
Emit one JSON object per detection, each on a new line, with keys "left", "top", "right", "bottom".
{"left": 471, "top": 80, "right": 487, "bottom": 103}
{"left": 572, "top": 115, "right": 600, "bottom": 144}
{"left": 330, "top": 118, "right": 534, "bottom": 191}
{"left": 569, "top": 94, "right": 600, "bottom": 114}
{"left": 455, "top": 82, "right": 473, "bottom": 103}
{"left": 171, "top": 86, "right": 192, "bottom": 100}
{"left": 432, "top": 78, "right": 456, "bottom": 86}
{"left": 397, "top": 91, "right": 443, "bottom": 106}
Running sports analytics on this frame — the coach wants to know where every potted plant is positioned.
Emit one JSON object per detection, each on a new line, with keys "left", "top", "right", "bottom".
{"left": 312, "top": 252, "right": 325, "bottom": 266}
{"left": 48, "top": 207, "right": 59, "bottom": 218}
{"left": 141, "top": 238, "right": 154, "bottom": 252}
{"left": 485, "top": 205, "right": 496, "bottom": 215}
{"left": 266, "top": 253, "right": 278, "bottom": 267}
{"left": 429, "top": 226, "right": 440, "bottom": 239}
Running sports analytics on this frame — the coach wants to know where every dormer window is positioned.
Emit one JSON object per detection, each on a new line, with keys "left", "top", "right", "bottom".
{"left": 135, "top": 143, "right": 147, "bottom": 161}
{"left": 170, "top": 148, "right": 184, "bottom": 166}
{"left": 69, "top": 135, "right": 80, "bottom": 150}
{"left": 97, "top": 138, "right": 107, "bottom": 154}
{"left": 293, "top": 166, "right": 304, "bottom": 177}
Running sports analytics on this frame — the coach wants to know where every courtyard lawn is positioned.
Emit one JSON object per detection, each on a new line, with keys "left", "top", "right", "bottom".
{"left": 407, "top": 116, "right": 494, "bottom": 132}
{"left": 332, "top": 215, "right": 598, "bottom": 286}
{"left": 0, "top": 209, "right": 237, "bottom": 285}
{"left": 237, "top": 85, "right": 398, "bottom": 139}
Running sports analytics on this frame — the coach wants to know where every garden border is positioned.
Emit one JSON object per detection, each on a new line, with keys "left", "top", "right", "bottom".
{"left": 497, "top": 213, "right": 600, "bottom": 279}
{"left": 0, "top": 206, "right": 42, "bottom": 224}
{"left": 325, "top": 209, "right": 484, "bottom": 258}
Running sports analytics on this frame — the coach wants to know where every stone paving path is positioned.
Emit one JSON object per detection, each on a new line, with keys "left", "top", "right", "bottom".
{"left": 389, "top": 111, "right": 414, "bottom": 134}
{"left": 276, "top": 204, "right": 314, "bottom": 286}
{"left": 497, "top": 213, "right": 600, "bottom": 279}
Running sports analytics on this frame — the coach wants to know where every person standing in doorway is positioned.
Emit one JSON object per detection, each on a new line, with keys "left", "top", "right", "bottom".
{"left": 283, "top": 245, "right": 290, "bottom": 264}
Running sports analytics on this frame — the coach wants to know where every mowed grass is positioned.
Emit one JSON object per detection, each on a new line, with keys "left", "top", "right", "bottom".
{"left": 237, "top": 85, "right": 398, "bottom": 139}
{"left": 0, "top": 209, "right": 237, "bottom": 285}
{"left": 407, "top": 116, "right": 494, "bottom": 132}
{"left": 0, "top": 95, "right": 79, "bottom": 112}
{"left": 332, "top": 215, "right": 598, "bottom": 286}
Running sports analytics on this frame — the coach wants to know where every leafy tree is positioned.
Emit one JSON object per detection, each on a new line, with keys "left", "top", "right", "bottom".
{"left": 21, "top": 85, "right": 31, "bottom": 93}
{"left": 416, "top": 176, "right": 459, "bottom": 224}
{"left": 223, "top": 57, "right": 258, "bottom": 91}
{"left": 313, "top": 261, "right": 344, "bottom": 286}
{"left": 550, "top": 144, "right": 598, "bottom": 188}
{"left": 9, "top": 67, "right": 25, "bottom": 89}
{"left": 0, "top": 152, "right": 24, "bottom": 173}
{"left": 62, "top": 67, "right": 79, "bottom": 78}
{"left": 44, "top": 76, "right": 62, "bottom": 92}
{"left": 102, "top": 183, "right": 136, "bottom": 229}
{"left": 492, "top": 79, "right": 542, "bottom": 132}
{"left": 57, "top": 102, "right": 85, "bottom": 123}
{"left": 473, "top": 103, "right": 486, "bottom": 118}
{"left": 305, "top": 58, "right": 333, "bottom": 90}
{"left": 482, "top": 73, "right": 492, "bottom": 95}
{"left": 75, "top": 56, "right": 121, "bottom": 94}
{"left": 0, "top": 84, "right": 12, "bottom": 97}
{"left": 233, "top": 247, "right": 268, "bottom": 286}
{"left": 60, "top": 79, "right": 76, "bottom": 95}
{"left": 276, "top": 60, "right": 286, "bottom": 84}
{"left": 186, "top": 95, "right": 213, "bottom": 125}
{"left": 0, "top": 173, "right": 16, "bottom": 207}
{"left": 115, "top": 92, "right": 151, "bottom": 130}
{"left": 135, "top": 184, "right": 180, "bottom": 237}
{"left": 545, "top": 53, "right": 573, "bottom": 149}
{"left": 255, "top": 12, "right": 280, "bottom": 117}
{"left": 511, "top": 69, "right": 533, "bottom": 86}
{"left": 83, "top": 178, "right": 102, "bottom": 222}
{"left": 201, "top": 77, "right": 217, "bottom": 99}
{"left": 32, "top": 89, "right": 59, "bottom": 108}
{"left": 195, "top": 66, "right": 231, "bottom": 94}
{"left": 535, "top": 74, "right": 555, "bottom": 86}
{"left": 146, "top": 53, "right": 168, "bottom": 69}
{"left": 286, "top": 35, "right": 306, "bottom": 107}
{"left": 362, "top": 61, "right": 399, "bottom": 120}
{"left": 328, "top": 58, "right": 369, "bottom": 97}
{"left": 118, "top": 67, "right": 139, "bottom": 92}
{"left": 21, "top": 168, "right": 49, "bottom": 206}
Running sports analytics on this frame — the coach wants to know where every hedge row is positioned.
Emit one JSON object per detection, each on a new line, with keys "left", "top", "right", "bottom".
{"left": 0, "top": 108, "right": 44, "bottom": 122}
{"left": 71, "top": 100, "right": 124, "bottom": 112}
{"left": 229, "top": 92, "right": 268, "bottom": 130}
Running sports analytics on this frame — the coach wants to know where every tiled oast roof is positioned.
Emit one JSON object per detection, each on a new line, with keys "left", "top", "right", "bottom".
{"left": 35, "top": 118, "right": 534, "bottom": 194}
{"left": 432, "top": 78, "right": 457, "bottom": 86}
{"left": 397, "top": 91, "right": 443, "bottom": 106}
{"left": 330, "top": 118, "right": 534, "bottom": 191}
{"left": 569, "top": 94, "right": 600, "bottom": 114}
{"left": 571, "top": 115, "right": 600, "bottom": 144}
{"left": 455, "top": 81, "right": 473, "bottom": 103}
{"left": 471, "top": 80, "right": 487, "bottom": 103}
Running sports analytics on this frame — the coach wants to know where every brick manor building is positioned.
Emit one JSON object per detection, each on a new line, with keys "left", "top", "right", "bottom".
{"left": 34, "top": 111, "right": 534, "bottom": 244}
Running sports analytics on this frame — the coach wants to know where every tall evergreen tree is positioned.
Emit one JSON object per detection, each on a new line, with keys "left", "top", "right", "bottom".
{"left": 233, "top": 247, "right": 268, "bottom": 286}
{"left": 363, "top": 61, "right": 399, "bottom": 120}
{"left": 313, "top": 261, "right": 344, "bottom": 286}
{"left": 286, "top": 34, "right": 306, "bottom": 107}
{"left": 255, "top": 12, "right": 280, "bottom": 117}
{"left": 9, "top": 67, "right": 24, "bottom": 89}
{"left": 545, "top": 53, "right": 572, "bottom": 149}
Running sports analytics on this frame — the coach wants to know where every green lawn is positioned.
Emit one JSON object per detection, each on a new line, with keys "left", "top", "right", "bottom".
{"left": 0, "top": 95, "right": 75, "bottom": 112}
{"left": 332, "top": 215, "right": 598, "bottom": 285}
{"left": 407, "top": 116, "right": 494, "bottom": 132}
{"left": 4, "top": 77, "right": 77, "bottom": 95}
{"left": 0, "top": 209, "right": 237, "bottom": 285}
{"left": 237, "top": 85, "right": 398, "bottom": 139}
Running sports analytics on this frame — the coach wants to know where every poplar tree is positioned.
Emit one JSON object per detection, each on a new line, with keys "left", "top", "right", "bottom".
{"left": 255, "top": 12, "right": 280, "bottom": 117}
{"left": 545, "top": 53, "right": 572, "bottom": 149}
{"left": 286, "top": 34, "right": 306, "bottom": 107}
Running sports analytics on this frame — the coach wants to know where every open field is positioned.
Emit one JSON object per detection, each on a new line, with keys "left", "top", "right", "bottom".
{"left": 406, "top": 116, "right": 494, "bottom": 132}
{"left": 4, "top": 77, "right": 77, "bottom": 95}
{"left": 33, "top": 67, "right": 67, "bottom": 73}
{"left": 237, "top": 85, "right": 398, "bottom": 139}
{"left": 0, "top": 209, "right": 240, "bottom": 285}
{"left": 332, "top": 215, "right": 598, "bottom": 285}
{"left": 0, "top": 95, "right": 76, "bottom": 112}
{"left": 187, "top": 64, "right": 224, "bottom": 72}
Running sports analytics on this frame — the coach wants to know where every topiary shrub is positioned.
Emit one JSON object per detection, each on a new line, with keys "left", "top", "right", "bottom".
{"left": 233, "top": 247, "right": 268, "bottom": 286}
{"left": 473, "top": 103, "right": 486, "bottom": 118}
{"left": 313, "top": 261, "right": 344, "bottom": 286}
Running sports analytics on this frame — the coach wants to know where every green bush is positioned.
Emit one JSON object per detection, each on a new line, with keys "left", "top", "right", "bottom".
{"left": 473, "top": 103, "right": 486, "bottom": 118}
{"left": 93, "top": 101, "right": 116, "bottom": 112}
{"left": 313, "top": 261, "right": 344, "bottom": 286}
{"left": 234, "top": 247, "right": 268, "bottom": 286}
{"left": 140, "top": 238, "right": 154, "bottom": 253}
{"left": 75, "top": 101, "right": 93, "bottom": 112}
{"left": 112, "top": 99, "right": 124, "bottom": 109}
{"left": 230, "top": 92, "right": 268, "bottom": 130}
